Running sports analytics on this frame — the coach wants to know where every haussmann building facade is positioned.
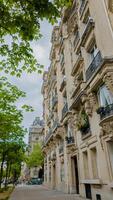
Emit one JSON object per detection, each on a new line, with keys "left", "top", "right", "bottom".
{"left": 41, "top": 0, "right": 113, "bottom": 199}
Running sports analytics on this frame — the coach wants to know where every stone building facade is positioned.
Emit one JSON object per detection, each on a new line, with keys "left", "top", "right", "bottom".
{"left": 42, "top": 0, "right": 113, "bottom": 199}
{"left": 28, "top": 117, "right": 44, "bottom": 178}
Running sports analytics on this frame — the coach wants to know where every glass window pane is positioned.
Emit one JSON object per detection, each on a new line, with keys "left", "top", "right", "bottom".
{"left": 98, "top": 85, "right": 113, "bottom": 106}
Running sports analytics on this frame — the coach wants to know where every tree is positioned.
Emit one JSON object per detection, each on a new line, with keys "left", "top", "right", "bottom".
{"left": 26, "top": 143, "right": 44, "bottom": 168}
{"left": 0, "top": 77, "right": 32, "bottom": 188}
{"left": 0, "top": 0, "right": 72, "bottom": 76}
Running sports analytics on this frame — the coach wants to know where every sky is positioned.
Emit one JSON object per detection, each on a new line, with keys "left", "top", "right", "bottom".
{"left": 10, "top": 21, "right": 53, "bottom": 143}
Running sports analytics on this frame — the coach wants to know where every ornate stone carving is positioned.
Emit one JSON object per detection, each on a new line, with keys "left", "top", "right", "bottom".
{"left": 108, "top": 0, "right": 113, "bottom": 12}
{"left": 60, "top": 156, "right": 64, "bottom": 163}
{"left": 103, "top": 72, "right": 113, "bottom": 94}
{"left": 100, "top": 121, "right": 113, "bottom": 137}
{"left": 88, "top": 92, "right": 97, "bottom": 107}
{"left": 84, "top": 100, "right": 92, "bottom": 116}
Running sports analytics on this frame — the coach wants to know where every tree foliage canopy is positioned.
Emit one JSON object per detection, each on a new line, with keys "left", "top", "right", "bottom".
{"left": 26, "top": 143, "right": 44, "bottom": 168}
{"left": 0, "top": 0, "right": 72, "bottom": 76}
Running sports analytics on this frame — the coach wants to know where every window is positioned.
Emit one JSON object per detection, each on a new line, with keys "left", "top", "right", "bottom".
{"left": 98, "top": 85, "right": 113, "bottom": 107}
{"left": 60, "top": 164, "right": 65, "bottom": 182}
{"left": 90, "top": 148, "right": 98, "bottom": 179}
{"left": 49, "top": 166, "right": 51, "bottom": 182}
{"left": 83, "top": 151, "right": 89, "bottom": 179}
{"left": 68, "top": 125, "right": 73, "bottom": 137}
{"left": 90, "top": 43, "right": 98, "bottom": 61}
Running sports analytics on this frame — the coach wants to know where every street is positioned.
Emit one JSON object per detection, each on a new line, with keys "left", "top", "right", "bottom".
{"left": 9, "top": 185, "right": 86, "bottom": 200}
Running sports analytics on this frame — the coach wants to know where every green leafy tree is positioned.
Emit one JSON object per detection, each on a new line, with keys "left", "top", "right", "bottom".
{"left": 0, "top": 0, "right": 72, "bottom": 76}
{"left": 26, "top": 143, "right": 44, "bottom": 168}
{"left": 0, "top": 77, "right": 33, "bottom": 188}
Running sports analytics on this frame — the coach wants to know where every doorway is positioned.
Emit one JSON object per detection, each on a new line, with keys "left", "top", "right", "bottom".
{"left": 85, "top": 184, "right": 92, "bottom": 199}
{"left": 53, "top": 164, "right": 56, "bottom": 189}
{"left": 71, "top": 156, "right": 79, "bottom": 194}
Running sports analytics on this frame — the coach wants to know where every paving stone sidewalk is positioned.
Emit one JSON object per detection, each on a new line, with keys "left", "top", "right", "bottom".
{"left": 9, "top": 185, "right": 86, "bottom": 200}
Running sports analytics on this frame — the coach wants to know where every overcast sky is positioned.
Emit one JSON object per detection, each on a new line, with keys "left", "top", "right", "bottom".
{"left": 10, "top": 21, "right": 53, "bottom": 143}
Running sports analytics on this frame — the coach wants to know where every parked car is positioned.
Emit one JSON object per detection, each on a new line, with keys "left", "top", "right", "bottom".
{"left": 26, "top": 178, "right": 43, "bottom": 185}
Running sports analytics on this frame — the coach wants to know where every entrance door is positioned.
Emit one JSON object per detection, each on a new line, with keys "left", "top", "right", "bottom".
{"left": 53, "top": 164, "right": 56, "bottom": 189}
{"left": 73, "top": 156, "right": 79, "bottom": 194}
{"left": 85, "top": 184, "right": 92, "bottom": 199}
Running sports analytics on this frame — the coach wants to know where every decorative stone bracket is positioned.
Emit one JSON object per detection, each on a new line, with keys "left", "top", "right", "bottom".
{"left": 108, "top": 0, "right": 113, "bottom": 12}
{"left": 103, "top": 72, "right": 113, "bottom": 94}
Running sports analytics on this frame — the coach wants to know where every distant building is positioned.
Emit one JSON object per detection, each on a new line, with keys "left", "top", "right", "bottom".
{"left": 28, "top": 117, "right": 44, "bottom": 178}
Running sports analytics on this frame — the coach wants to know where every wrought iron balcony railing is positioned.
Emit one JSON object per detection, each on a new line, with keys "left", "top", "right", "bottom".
{"left": 65, "top": 136, "right": 74, "bottom": 145}
{"left": 97, "top": 104, "right": 113, "bottom": 121}
{"left": 45, "top": 128, "right": 52, "bottom": 143}
{"left": 62, "top": 102, "right": 68, "bottom": 119}
{"left": 47, "top": 111, "right": 53, "bottom": 124}
{"left": 81, "top": 17, "right": 95, "bottom": 47}
{"left": 86, "top": 51, "right": 103, "bottom": 81}
{"left": 60, "top": 76, "right": 66, "bottom": 92}
{"left": 52, "top": 95, "right": 58, "bottom": 108}
{"left": 52, "top": 118, "right": 59, "bottom": 132}
{"left": 79, "top": 0, "right": 88, "bottom": 17}
{"left": 73, "top": 30, "right": 80, "bottom": 49}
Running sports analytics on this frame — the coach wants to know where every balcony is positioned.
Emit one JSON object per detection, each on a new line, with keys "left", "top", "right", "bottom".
{"left": 97, "top": 104, "right": 113, "bottom": 125}
{"left": 79, "top": 0, "right": 88, "bottom": 18}
{"left": 71, "top": 54, "right": 83, "bottom": 76}
{"left": 70, "top": 87, "right": 85, "bottom": 110}
{"left": 52, "top": 118, "right": 60, "bottom": 132}
{"left": 47, "top": 111, "right": 53, "bottom": 125}
{"left": 73, "top": 30, "right": 80, "bottom": 50}
{"left": 59, "top": 145, "right": 64, "bottom": 155}
{"left": 71, "top": 80, "right": 85, "bottom": 99}
{"left": 59, "top": 76, "right": 66, "bottom": 92}
{"left": 65, "top": 136, "right": 74, "bottom": 145}
{"left": 52, "top": 95, "right": 58, "bottom": 109}
{"left": 81, "top": 17, "right": 95, "bottom": 47}
{"left": 44, "top": 128, "right": 53, "bottom": 144}
{"left": 62, "top": 102, "right": 68, "bottom": 119}
{"left": 86, "top": 51, "right": 103, "bottom": 82}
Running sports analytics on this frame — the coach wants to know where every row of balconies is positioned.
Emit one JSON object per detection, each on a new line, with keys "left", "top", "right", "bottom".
{"left": 45, "top": 136, "right": 75, "bottom": 161}
{"left": 79, "top": 0, "right": 88, "bottom": 18}
{"left": 71, "top": 50, "right": 103, "bottom": 83}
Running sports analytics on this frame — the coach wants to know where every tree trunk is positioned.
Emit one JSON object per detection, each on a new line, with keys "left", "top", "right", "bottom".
{"left": 5, "top": 161, "right": 9, "bottom": 188}
{"left": 0, "top": 153, "right": 5, "bottom": 188}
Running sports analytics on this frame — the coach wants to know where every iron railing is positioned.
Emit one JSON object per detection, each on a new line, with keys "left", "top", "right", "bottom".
{"left": 79, "top": 0, "right": 87, "bottom": 16}
{"left": 62, "top": 102, "right": 68, "bottom": 119}
{"left": 60, "top": 76, "right": 66, "bottom": 92}
{"left": 52, "top": 118, "right": 59, "bottom": 132}
{"left": 86, "top": 51, "right": 103, "bottom": 81}
{"left": 45, "top": 128, "right": 52, "bottom": 143}
{"left": 73, "top": 30, "right": 79, "bottom": 48}
{"left": 97, "top": 104, "right": 113, "bottom": 121}
{"left": 52, "top": 95, "right": 58, "bottom": 108}
{"left": 65, "top": 136, "right": 74, "bottom": 145}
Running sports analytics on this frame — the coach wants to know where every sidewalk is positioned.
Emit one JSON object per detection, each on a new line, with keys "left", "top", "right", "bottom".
{"left": 9, "top": 185, "right": 87, "bottom": 200}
